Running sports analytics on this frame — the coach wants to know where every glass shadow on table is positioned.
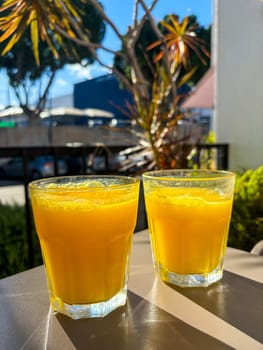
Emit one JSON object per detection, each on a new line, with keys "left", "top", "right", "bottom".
{"left": 165, "top": 270, "right": 263, "bottom": 344}
{"left": 52, "top": 291, "right": 233, "bottom": 350}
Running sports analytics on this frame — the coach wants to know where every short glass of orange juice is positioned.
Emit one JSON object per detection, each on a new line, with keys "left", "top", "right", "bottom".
{"left": 142, "top": 170, "right": 235, "bottom": 287}
{"left": 29, "top": 175, "right": 139, "bottom": 319}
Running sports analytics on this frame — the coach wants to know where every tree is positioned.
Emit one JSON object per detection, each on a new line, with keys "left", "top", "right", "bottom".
{"left": 0, "top": 0, "right": 105, "bottom": 124}
{"left": 0, "top": 0, "right": 210, "bottom": 170}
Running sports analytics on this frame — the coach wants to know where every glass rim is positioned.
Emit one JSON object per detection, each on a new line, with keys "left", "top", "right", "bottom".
{"left": 29, "top": 174, "right": 139, "bottom": 192}
{"left": 142, "top": 169, "right": 235, "bottom": 181}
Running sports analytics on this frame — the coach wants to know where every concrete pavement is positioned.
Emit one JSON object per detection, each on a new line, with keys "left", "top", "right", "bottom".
{"left": 0, "top": 182, "right": 25, "bottom": 205}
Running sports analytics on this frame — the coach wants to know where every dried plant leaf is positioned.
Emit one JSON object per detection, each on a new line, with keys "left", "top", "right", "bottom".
{"left": 0, "top": 0, "right": 90, "bottom": 64}
{"left": 30, "top": 15, "right": 40, "bottom": 66}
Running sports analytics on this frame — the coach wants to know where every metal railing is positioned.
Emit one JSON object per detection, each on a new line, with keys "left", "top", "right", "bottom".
{"left": 0, "top": 143, "right": 229, "bottom": 269}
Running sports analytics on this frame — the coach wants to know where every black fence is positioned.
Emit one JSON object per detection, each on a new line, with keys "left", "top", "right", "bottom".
{"left": 0, "top": 143, "right": 229, "bottom": 269}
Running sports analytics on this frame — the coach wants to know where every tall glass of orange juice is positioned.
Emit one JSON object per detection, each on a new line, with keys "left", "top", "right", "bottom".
{"left": 142, "top": 170, "right": 235, "bottom": 287}
{"left": 29, "top": 175, "right": 139, "bottom": 319}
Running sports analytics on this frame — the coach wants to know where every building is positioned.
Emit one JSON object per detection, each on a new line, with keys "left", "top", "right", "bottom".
{"left": 0, "top": 107, "right": 27, "bottom": 127}
{"left": 47, "top": 94, "right": 73, "bottom": 109}
{"left": 213, "top": 0, "right": 263, "bottom": 170}
{"left": 181, "top": 68, "right": 214, "bottom": 137}
{"left": 181, "top": 0, "right": 263, "bottom": 170}
{"left": 74, "top": 74, "right": 133, "bottom": 123}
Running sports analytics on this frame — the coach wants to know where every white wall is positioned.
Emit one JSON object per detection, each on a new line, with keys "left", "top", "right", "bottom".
{"left": 213, "top": 0, "right": 263, "bottom": 170}
{"left": 47, "top": 94, "right": 73, "bottom": 108}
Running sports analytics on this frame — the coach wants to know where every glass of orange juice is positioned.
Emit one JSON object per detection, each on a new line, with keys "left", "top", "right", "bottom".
{"left": 142, "top": 170, "right": 235, "bottom": 287}
{"left": 29, "top": 175, "right": 139, "bottom": 319}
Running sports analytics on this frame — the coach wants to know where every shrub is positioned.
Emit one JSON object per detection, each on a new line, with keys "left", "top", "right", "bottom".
{"left": 228, "top": 166, "right": 263, "bottom": 251}
{"left": 0, "top": 202, "right": 42, "bottom": 279}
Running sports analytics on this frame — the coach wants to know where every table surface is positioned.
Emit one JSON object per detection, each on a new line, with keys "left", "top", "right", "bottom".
{"left": 0, "top": 230, "right": 262, "bottom": 350}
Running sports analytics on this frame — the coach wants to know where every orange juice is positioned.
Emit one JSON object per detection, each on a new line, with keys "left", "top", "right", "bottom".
{"left": 30, "top": 180, "right": 139, "bottom": 306}
{"left": 145, "top": 188, "right": 233, "bottom": 275}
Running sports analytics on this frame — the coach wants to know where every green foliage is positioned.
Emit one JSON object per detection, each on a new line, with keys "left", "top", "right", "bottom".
{"left": 0, "top": 202, "right": 42, "bottom": 279}
{"left": 199, "top": 131, "right": 217, "bottom": 170}
{"left": 114, "top": 14, "right": 210, "bottom": 87}
{"left": 0, "top": 1, "right": 106, "bottom": 69}
{"left": 228, "top": 166, "right": 263, "bottom": 251}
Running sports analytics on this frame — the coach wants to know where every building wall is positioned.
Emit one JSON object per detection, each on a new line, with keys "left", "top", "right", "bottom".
{"left": 47, "top": 94, "right": 73, "bottom": 108}
{"left": 74, "top": 74, "right": 133, "bottom": 117}
{"left": 214, "top": 0, "right": 263, "bottom": 170}
{"left": 0, "top": 126, "right": 140, "bottom": 147}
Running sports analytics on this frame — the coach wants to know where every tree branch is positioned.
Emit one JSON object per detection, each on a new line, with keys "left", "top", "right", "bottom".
{"left": 47, "top": 24, "right": 135, "bottom": 93}
{"left": 138, "top": 0, "right": 177, "bottom": 100}
{"left": 52, "top": 24, "right": 126, "bottom": 60}
{"left": 130, "top": 0, "right": 159, "bottom": 46}
{"left": 36, "top": 69, "right": 57, "bottom": 112}
{"left": 88, "top": 49, "right": 134, "bottom": 92}
{"left": 132, "top": 0, "right": 139, "bottom": 25}
{"left": 88, "top": 0, "right": 125, "bottom": 42}
{"left": 121, "top": 0, "right": 161, "bottom": 102}
{"left": 86, "top": 0, "right": 157, "bottom": 99}
{"left": 11, "top": 70, "right": 57, "bottom": 124}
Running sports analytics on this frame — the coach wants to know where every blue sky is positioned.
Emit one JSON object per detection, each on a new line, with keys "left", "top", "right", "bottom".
{"left": 0, "top": 0, "right": 213, "bottom": 109}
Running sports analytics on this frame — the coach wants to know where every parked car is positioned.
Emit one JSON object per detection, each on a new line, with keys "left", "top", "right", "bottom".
{"left": 0, "top": 156, "right": 68, "bottom": 180}
{"left": 109, "top": 118, "right": 132, "bottom": 128}
{"left": 65, "top": 152, "right": 126, "bottom": 175}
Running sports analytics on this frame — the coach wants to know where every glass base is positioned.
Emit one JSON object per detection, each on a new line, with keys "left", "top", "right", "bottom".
{"left": 50, "top": 288, "right": 127, "bottom": 319}
{"left": 158, "top": 263, "right": 223, "bottom": 288}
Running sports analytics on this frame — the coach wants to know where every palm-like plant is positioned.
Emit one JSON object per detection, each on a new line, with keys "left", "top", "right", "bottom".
{"left": 120, "top": 64, "right": 197, "bottom": 172}
{"left": 119, "top": 15, "right": 209, "bottom": 172}
{"left": 148, "top": 15, "right": 209, "bottom": 69}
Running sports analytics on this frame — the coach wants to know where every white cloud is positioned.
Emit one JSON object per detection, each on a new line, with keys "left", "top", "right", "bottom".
{"left": 66, "top": 63, "right": 111, "bottom": 80}
{"left": 67, "top": 64, "right": 92, "bottom": 80}
{"left": 55, "top": 77, "right": 68, "bottom": 87}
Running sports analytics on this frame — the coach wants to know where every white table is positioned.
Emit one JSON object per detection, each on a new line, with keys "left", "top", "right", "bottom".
{"left": 0, "top": 230, "right": 262, "bottom": 349}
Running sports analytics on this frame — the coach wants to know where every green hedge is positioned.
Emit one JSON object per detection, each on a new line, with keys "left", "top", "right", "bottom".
{"left": 228, "top": 165, "right": 263, "bottom": 251}
{"left": 0, "top": 166, "right": 262, "bottom": 278}
{"left": 0, "top": 203, "right": 42, "bottom": 279}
